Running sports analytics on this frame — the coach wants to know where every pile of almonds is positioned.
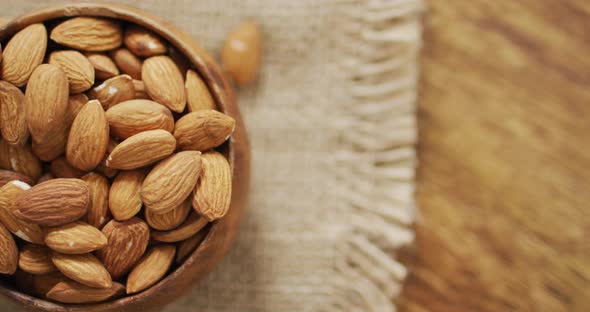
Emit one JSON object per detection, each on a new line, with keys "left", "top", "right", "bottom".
{"left": 0, "top": 16, "right": 235, "bottom": 304}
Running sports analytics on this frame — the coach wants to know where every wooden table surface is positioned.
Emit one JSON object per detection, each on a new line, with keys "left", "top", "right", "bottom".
{"left": 399, "top": 1, "right": 590, "bottom": 311}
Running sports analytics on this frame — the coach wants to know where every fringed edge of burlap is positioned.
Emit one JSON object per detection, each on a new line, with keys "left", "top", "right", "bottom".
{"left": 327, "top": 1, "right": 424, "bottom": 311}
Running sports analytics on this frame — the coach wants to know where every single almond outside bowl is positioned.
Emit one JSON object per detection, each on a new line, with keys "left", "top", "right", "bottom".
{"left": 0, "top": 3, "right": 250, "bottom": 311}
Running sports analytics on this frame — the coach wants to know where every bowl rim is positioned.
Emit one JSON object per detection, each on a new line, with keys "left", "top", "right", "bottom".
{"left": 0, "top": 2, "right": 249, "bottom": 311}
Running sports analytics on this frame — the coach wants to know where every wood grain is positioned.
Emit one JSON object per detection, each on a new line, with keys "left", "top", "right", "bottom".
{"left": 399, "top": 1, "right": 590, "bottom": 311}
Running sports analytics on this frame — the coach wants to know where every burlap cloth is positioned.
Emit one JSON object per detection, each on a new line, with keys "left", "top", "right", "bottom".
{"left": 3, "top": 0, "right": 423, "bottom": 311}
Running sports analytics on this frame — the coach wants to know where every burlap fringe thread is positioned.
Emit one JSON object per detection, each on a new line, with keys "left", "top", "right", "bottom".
{"left": 327, "top": 0, "right": 424, "bottom": 311}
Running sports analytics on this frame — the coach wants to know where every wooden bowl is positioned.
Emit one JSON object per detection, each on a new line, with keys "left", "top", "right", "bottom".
{"left": 0, "top": 3, "right": 250, "bottom": 311}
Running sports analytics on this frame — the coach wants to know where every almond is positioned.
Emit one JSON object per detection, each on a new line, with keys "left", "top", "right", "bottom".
{"left": 97, "top": 218, "right": 149, "bottom": 279}
{"left": 0, "top": 181, "right": 44, "bottom": 244}
{"left": 66, "top": 100, "right": 109, "bottom": 171}
{"left": 51, "top": 252, "right": 112, "bottom": 289}
{"left": 222, "top": 20, "right": 262, "bottom": 86}
{"left": 50, "top": 17, "right": 122, "bottom": 51}
{"left": 108, "top": 169, "right": 146, "bottom": 221}
{"left": 192, "top": 151, "right": 232, "bottom": 221}
{"left": 48, "top": 50, "right": 95, "bottom": 93}
{"left": 110, "top": 48, "right": 142, "bottom": 79}
{"left": 168, "top": 46, "right": 190, "bottom": 75}
{"left": 176, "top": 228, "right": 208, "bottom": 264}
{"left": 33, "top": 272, "right": 70, "bottom": 297}
{"left": 31, "top": 126, "right": 67, "bottom": 162}
{"left": 174, "top": 110, "right": 235, "bottom": 151}
{"left": 0, "top": 23, "right": 47, "bottom": 87}
{"left": 85, "top": 52, "right": 120, "bottom": 80}
{"left": 47, "top": 280, "right": 125, "bottom": 304}
{"left": 132, "top": 79, "right": 150, "bottom": 99}
{"left": 145, "top": 198, "right": 191, "bottom": 231}
{"left": 88, "top": 74, "right": 135, "bottom": 110}
{"left": 7, "top": 143, "right": 42, "bottom": 181}
{"left": 36, "top": 173, "right": 54, "bottom": 184}
{"left": 186, "top": 69, "right": 216, "bottom": 112}
{"left": 18, "top": 244, "right": 57, "bottom": 274}
{"left": 106, "top": 99, "right": 174, "bottom": 139}
{"left": 0, "top": 139, "right": 9, "bottom": 169}
{"left": 0, "top": 81, "right": 29, "bottom": 145}
{"left": 95, "top": 139, "right": 119, "bottom": 178}
{"left": 81, "top": 173, "right": 111, "bottom": 229}
{"left": 124, "top": 25, "right": 167, "bottom": 57}
{"left": 0, "top": 222, "right": 18, "bottom": 274}
{"left": 141, "top": 151, "right": 202, "bottom": 215}
{"left": 25, "top": 64, "right": 69, "bottom": 143}
{"left": 106, "top": 130, "right": 176, "bottom": 170}
{"left": 126, "top": 244, "right": 175, "bottom": 294}
{"left": 14, "top": 178, "right": 89, "bottom": 226}
{"left": 65, "top": 94, "right": 89, "bottom": 125}
{"left": 152, "top": 212, "right": 208, "bottom": 243}
{"left": 142, "top": 56, "right": 186, "bottom": 112}
{"left": 0, "top": 169, "right": 34, "bottom": 187}
{"left": 50, "top": 157, "right": 86, "bottom": 179}
{"left": 45, "top": 221, "right": 108, "bottom": 254}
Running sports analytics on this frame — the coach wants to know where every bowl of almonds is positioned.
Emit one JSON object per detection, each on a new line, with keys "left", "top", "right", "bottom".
{"left": 0, "top": 2, "right": 250, "bottom": 311}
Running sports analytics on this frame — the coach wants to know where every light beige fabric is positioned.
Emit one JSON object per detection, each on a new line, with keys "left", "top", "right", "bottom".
{"left": 2, "top": 1, "right": 423, "bottom": 311}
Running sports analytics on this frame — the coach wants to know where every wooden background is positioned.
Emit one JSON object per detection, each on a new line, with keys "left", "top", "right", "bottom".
{"left": 399, "top": 1, "right": 590, "bottom": 311}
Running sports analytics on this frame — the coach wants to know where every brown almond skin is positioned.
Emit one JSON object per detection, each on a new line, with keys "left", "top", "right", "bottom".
{"left": 175, "top": 228, "right": 208, "bottom": 264}
{"left": 18, "top": 244, "right": 57, "bottom": 275}
{"left": 7, "top": 143, "right": 42, "bottom": 181}
{"left": 192, "top": 151, "right": 233, "bottom": 221}
{"left": 185, "top": 69, "right": 216, "bottom": 112}
{"left": 95, "top": 139, "right": 119, "bottom": 178}
{"left": 110, "top": 48, "right": 142, "bottom": 79}
{"left": 0, "top": 222, "right": 18, "bottom": 274}
{"left": 66, "top": 94, "right": 89, "bottom": 124}
{"left": 141, "top": 151, "right": 202, "bottom": 215}
{"left": 126, "top": 245, "right": 175, "bottom": 294}
{"left": 132, "top": 79, "right": 150, "bottom": 99}
{"left": 25, "top": 64, "right": 69, "bottom": 143}
{"left": 88, "top": 74, "right": 135, "bottom": 110}
{"left": 0, "top": 81, "right": 29, "bottom": 145}
{"left": 152, "top": 212, "right": 209, "bottom": 243}
{"left": 81, "top": 172, "right": 111, "bottom": 229}
{"left": 142, "top": 56, "right": 186, "bottom": 113}
{"left": 66, "top": 100, "right": 110, "bottom": 171}
{"left": 174, "top": 110, "right": 236, "bottom": 151}
{"left": 146, "top": 198, "right": 191, "bottom": 231}
{"left": 45, "top": 221, "right": 108, "bottom": 254}
{"left": 50, "top": 17, "right": 122, "bottom": 51}
{"left": 0, "top": 169, "right": 34, "bottom": 187}
{"left": 51, "top": 252, "right": 112, "bottom": 289}
{"left": 50, "top": 157, "right": 86, "bottom": 179}
{"left": 0, "top": 181, "right": 44, "bottom": 244}
{"left": 109, "top": 169, "right": 146, "bottom": 221}
{"left": 13, "top": 178, "right": 90, "bottom": 226}
{"left": 85, "top": 52, "right": 120, "bottom": 80}
{"left": 1, "top": 23, "right": 47, "bottom": 87}
{"left": 31, "top": 126, "right": 67, "bottom": 163}
{"left": 222, "top": 20, "right": 262, "bottom": 86}
{"left": 48, "top": 50, "right": 95, "bottom": 94}
{"left": 47, "top": 280, "right": 125, "bottom": 304}
{"left": 124, "top": 25, "right": 167, "bottom": 57}
{"left": 36, "top": 173, "right": 55, "bottom": 185}
{"left": 106, "top": 99, "right": 174, "bottom": 139}
{"left": 31, "top": 93, "right": 85, "bottom": 163}
{"left": 33, "top": 272, "right": 70, "bottom": 297}
{"left": 106, "top": 130, "right": 176, "bottom": 170}
{"left": 97, "top": 218, "right": 149, "bottom": 280}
